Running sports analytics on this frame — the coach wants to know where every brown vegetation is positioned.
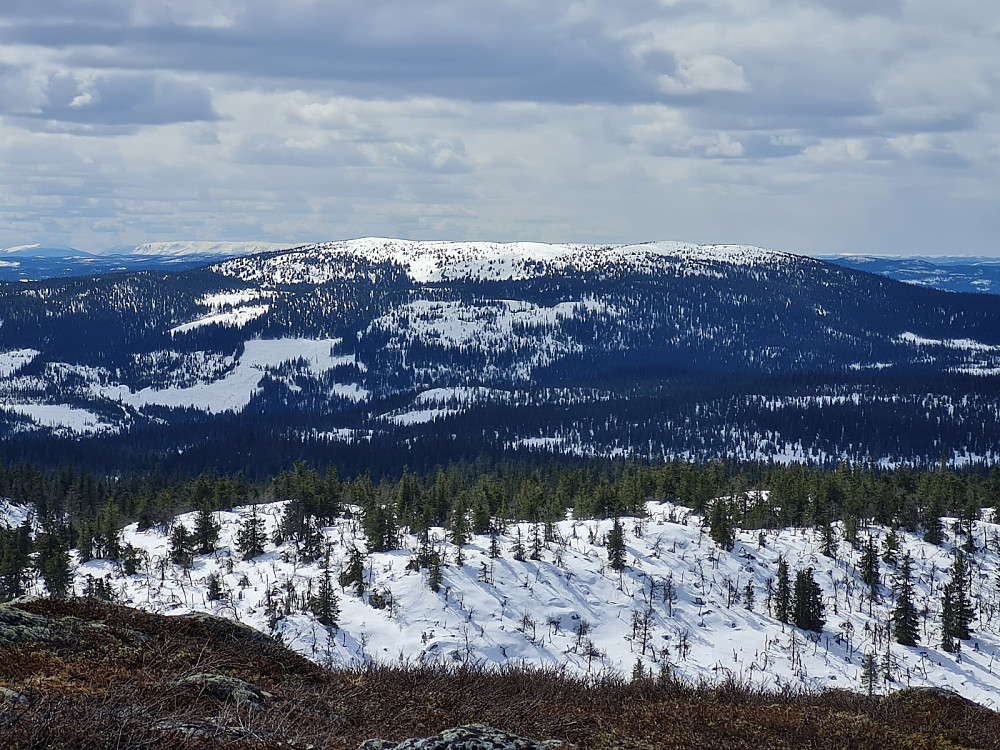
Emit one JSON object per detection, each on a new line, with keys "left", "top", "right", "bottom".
{"left": 1, "top": 598, "right": 998, "bottom": 749}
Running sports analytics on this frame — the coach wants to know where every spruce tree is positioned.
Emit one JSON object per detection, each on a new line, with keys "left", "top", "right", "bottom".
{"left": 237, "top": 505, "right": 266, "bottom": 560}
{"left": 941, "top": 552, "right": 975, "bottom": 650}
{"left": 881, "top": 529, "right": 899, "bottom": 567}
{"left": 891, "top": 553, "right": 919, "bottom": 647}
{"left": 206, "top": 573, "right": 226, "bottom": 601}
{"left": 34, "top": 521, "right": 72, "bottom": 598}
{"left": 606, "top": 518, "right": 627, "bottom": 572}
{"left": 791, "top": 567, "right": 825, "bottom": 632}
{"left": 775, "top": 557, "right": 791, "bottom": 624}
{"left": 511, "top": 527, "right": 526, "bottom": 562}
{"left": 488, "top": 528, "right": 502, "bottom": 559}
{"left": 168, "top": 523, "right": 194, "bottom": 568}
{"left": 861, "top": 652, "right": 879, "bottom": 696}
{"left": 428, "top": 552, "right": 443, "bottom": 593}
{"left": 0, "top": 522, "right": 32, "bottom": 602}
{"left": 308, "top": 548, "right": 340, "bottom": 628}
{"left": 194, "top": 505, "right": 220, "bottom": 555}
{"left": 709, "top": 499, "right": 735, "bottom": 551}
{"left": 923, "top": 498, "right": 944, "bottom": 545}
{"left": 340, "top": 547, "right": 366, "bottom": 597}
{"left": 859, "top": 536, "right": 880, "bottom": 596}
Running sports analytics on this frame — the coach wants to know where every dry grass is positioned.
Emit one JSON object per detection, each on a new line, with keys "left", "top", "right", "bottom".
{"left": 1, "top": 598, "right": 998, "bottom": 749}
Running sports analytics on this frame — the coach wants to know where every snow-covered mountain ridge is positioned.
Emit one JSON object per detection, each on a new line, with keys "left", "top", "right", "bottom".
{"left": 2, "top": 237, "right": 1000, "bottom": 470}
{"left": 51, "top": 498, "right": 1000, "bottom": 709}
{"left": 216, "top": 238, "right": 798, "bottom": 285}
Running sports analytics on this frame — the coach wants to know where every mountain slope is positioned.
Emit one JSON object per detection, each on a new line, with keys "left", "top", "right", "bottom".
{"left": 1, "top": 238, "right": 1000, "bottom": 470}
{"left": 5, "top": 598, "right": 999, "bottom": 750}
{"left": 33, "top": 497, "right": 1000, "bottom": 710}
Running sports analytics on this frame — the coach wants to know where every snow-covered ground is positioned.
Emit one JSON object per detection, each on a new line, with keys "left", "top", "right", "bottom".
{"left": 0, "top": 349, "right": 38, "bottom": 377}
{"left": 51, "top": 500, "right": 1000, "bottom": 709}
{"left": 215, "top": 238, "right": 801, "bottom": 285}
{"left": 0, "top": 403, "right": 117, "bottom": 434}
{"left": 0, "top": 498, "right": 32, "bottom": 529}
{"left": 100, "top": 338, "right": 367, "bottom": 413}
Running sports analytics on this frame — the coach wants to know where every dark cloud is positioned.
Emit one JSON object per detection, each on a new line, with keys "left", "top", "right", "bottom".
{"left": 0, "top": 4, "right": 659, "bottom": 106}
{"left": 8, "top": 72, "right": 218, "bottom": 129}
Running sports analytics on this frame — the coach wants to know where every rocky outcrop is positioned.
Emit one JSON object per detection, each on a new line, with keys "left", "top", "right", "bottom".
{"left": 357, "top": 724, "right": 571, "bottom": 750}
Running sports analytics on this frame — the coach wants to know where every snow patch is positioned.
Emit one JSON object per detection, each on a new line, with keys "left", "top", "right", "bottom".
{"left": 0, "top": 349, "right": 38, "bottom": 377}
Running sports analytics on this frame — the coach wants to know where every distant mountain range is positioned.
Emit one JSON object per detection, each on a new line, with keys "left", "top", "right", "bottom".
{"left": 1, "top": 238, "right": 999, "bottom": 473}
{"left": 5, "top": 241, "right": 1000, "bottom": 297}
{"left": 819, "top": 255, "right": 1000, "bottom": 295}
{"left": 0, "top": 241, "right": 291, "bottom": 282}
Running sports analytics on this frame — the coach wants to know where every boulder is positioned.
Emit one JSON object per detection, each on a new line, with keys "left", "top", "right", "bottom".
{"left": 357, "top": 724, "right": 571, "bottom": 750}
{"left": 174, "top": 673, "right": 275, "bottom": 708}
{"left": 0, "top": 604, "right": 52, "bottom": 646}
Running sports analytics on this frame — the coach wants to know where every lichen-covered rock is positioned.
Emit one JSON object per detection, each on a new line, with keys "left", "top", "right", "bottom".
{"left": 356, "top": 724, "right": 571, "bottom": 750}
{"left": 0, "top": 604, "right": 52, "bottom": 646}
{"left": 151, "top": 718, "right": 250, "bottom": 740}
{"left": 174, "top": 673, "right": 275, "bottom": 707}
{"left": 0, "top": 686, "right": 30, "bottom": 707}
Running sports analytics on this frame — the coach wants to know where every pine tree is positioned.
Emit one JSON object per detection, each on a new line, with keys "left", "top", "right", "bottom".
{"left": 775, "top": 557, "right": 791, "bottom": 624}
{"left": 891, "top": 553, "right": 919, "bottom": 647}
{"left": 606, "top": 518, "right": 627, "bottom": 572}
{"left": 792, "top": 567, "right": 825, "bottom": 633}
{"left": 941, "top": 552, "right": 975, "bottom": 651}
{"left": 743, "top": 580, "right": 755, "bottom": 612}
{"left": 237, "top": 505, "right": 266, "bottom": 560}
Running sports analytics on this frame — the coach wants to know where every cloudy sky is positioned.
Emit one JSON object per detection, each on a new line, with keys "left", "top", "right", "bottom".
{"left": 1, "top": 0, "right": 998, "bottom": 256}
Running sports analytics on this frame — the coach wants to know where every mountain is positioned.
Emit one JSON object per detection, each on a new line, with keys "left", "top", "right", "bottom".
{"left": 821, "top": 255, "right": 1000, "bottom": 295}
{"left": 131, "top": 240, "right": 293, "bottom": 257}
{"left": 0, "top": 240, "right": 293, "bottom": 282}
{"left": 0, "top": 243, "right": 93, "bottom": 259}
{"left": 1, "top": 238, "right": 1000, "bottom": 473}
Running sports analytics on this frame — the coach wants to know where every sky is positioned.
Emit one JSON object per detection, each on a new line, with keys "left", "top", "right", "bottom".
{"left": 0, "top": 0, "right": 998, "bottom": 256}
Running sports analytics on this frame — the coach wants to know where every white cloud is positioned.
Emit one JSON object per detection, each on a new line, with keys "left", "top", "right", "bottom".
{"left": 0, "top": 0, "right": 997, "bottom": 255}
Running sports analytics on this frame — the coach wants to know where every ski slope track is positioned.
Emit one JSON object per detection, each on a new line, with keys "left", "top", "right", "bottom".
{"left": 52, "top": 500, "right": 1000, "bottom": 710}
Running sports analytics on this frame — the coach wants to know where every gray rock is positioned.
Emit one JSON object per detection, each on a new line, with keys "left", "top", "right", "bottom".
{"left": 356, "top": 724, "right": 570, "bottom": 750}
{"left": 0, "top": 686, "right": 30, "bottom": 707}
{"left": 0, "top": 603, "right": 52, "bottom": 646}
{"left": 174, "top": 673, "right": 275, "bottom": 707}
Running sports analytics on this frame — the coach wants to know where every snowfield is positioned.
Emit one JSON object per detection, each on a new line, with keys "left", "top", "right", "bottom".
{"left": 215, "top": 238, "right": 801, "bottom": 285}
{"left": 99, "top": 338, "right": 368, "bottom": 413}
{"left": 55, "top": 499, "right": 1000, "bottom": 710}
